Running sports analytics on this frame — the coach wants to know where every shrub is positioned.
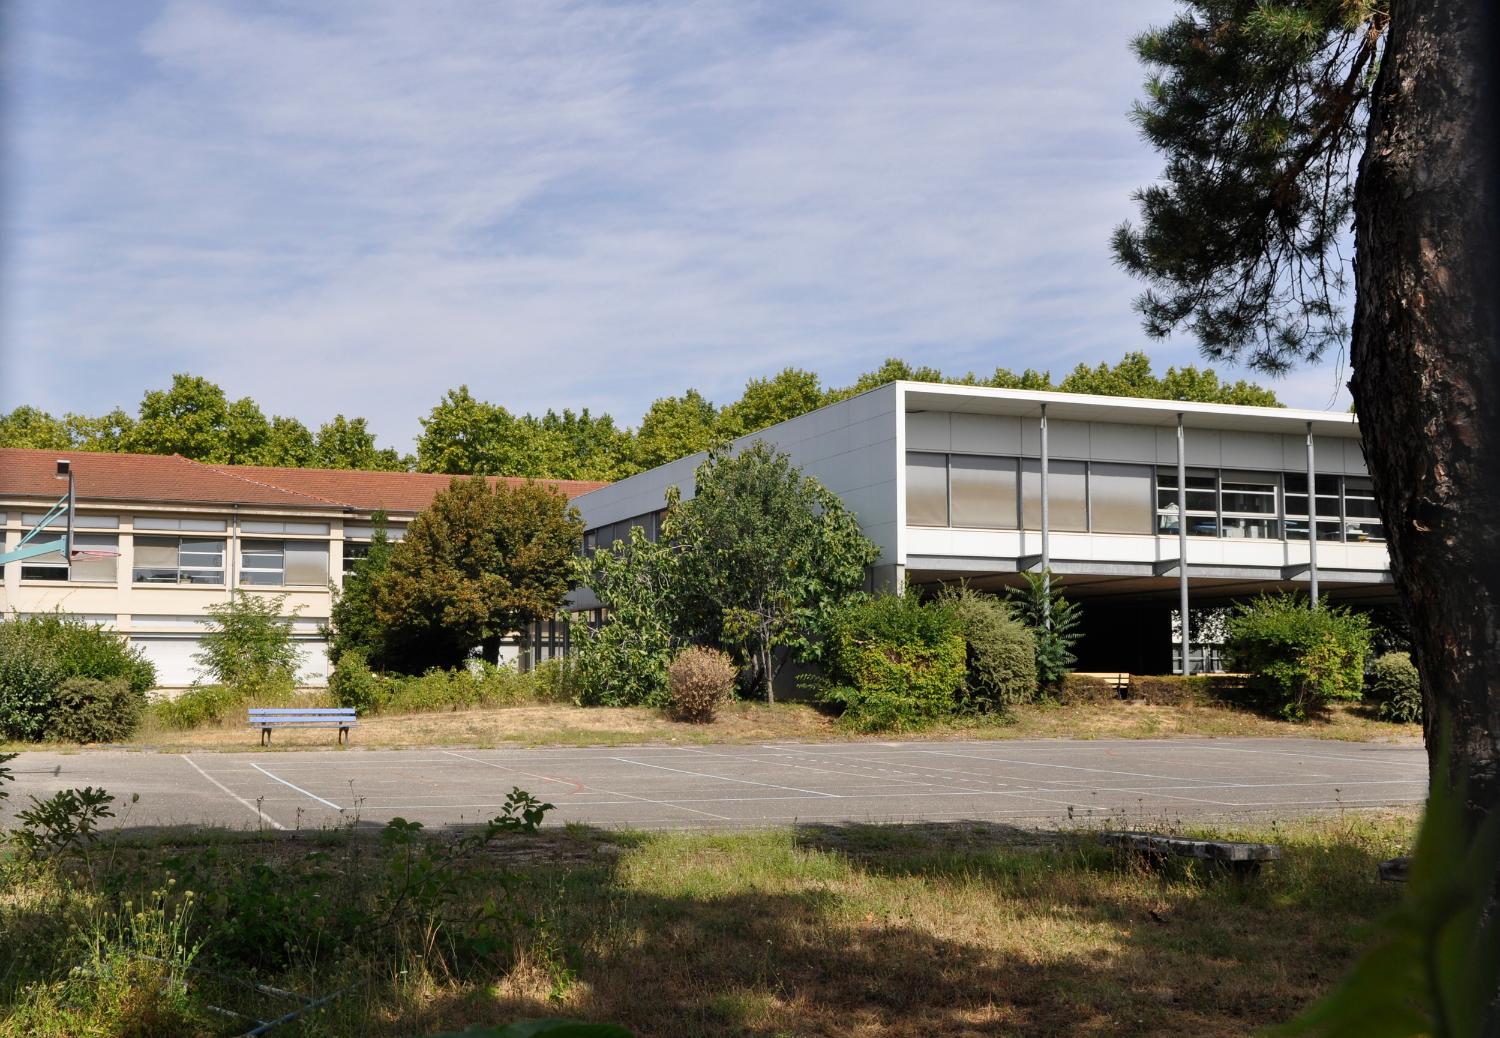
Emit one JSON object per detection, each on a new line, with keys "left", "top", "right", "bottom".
{"left": 530, "top": 658, "right": 580, "bottom": 704}
{"left": 1126, "top": 675, "right": 1214, "bottom": 706}
{"left": 936, "top": 586, "right": 1037, "bottom": 711}
{"left": 1225, "top": 594, "right": 1372, "bottom": 719}
{"left": 1367, "top": 651, "right": 1422, "bottom": 724}
{"left": 1005, "top": 571, "right": 1083, "bottom": 690}
{"left": 194, "top": 592, "right": 302, "bottom": 686}
{"left": 1058, "top": 673, "right": 1117, "bottom": 705}
{"left": 817, "top": 595, "right": 966, "bottom": 732}
{"left": 331, "top": 655, "right": 562, "bottom": 717}
{"left": 330, "top": 650, "right": 388, "bottom": 713}
{"left": 666, "top": 647, "right": 736, "bottom": 723}
{"left": 52, "top": 677, "right": 144, "bottom": 743}
{"left": 571, "top": 531, "right": 678, "bottom": 708}
{"left": 151, "top": 673, "right": 299, "bottom": 730}
{"left": 0, "top": 614, "right": 155, "bottom": 741}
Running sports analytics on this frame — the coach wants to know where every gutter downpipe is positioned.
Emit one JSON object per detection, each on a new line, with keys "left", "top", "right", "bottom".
{"left": 1040, "top": 404, "right": 1050, "bottom": 627}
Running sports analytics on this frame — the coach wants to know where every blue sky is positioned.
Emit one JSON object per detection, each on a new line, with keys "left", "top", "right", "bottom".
{"left": 1, "top": 0, "right": 1355, "bottom": 451}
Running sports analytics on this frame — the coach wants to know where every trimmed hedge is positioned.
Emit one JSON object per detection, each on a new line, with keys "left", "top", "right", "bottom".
{"left": 1058, "top": 674, "right": 1118, "bottom": 705}
{"left": 937, "top": 587, "right": 1037, "bottom": 710}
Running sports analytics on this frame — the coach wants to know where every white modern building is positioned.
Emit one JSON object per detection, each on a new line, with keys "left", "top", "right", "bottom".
{"left": 572, "top": 382, "right": 1394, "bottom": 674}
{"left": 0, "top": 449, "right": 604, "bottom": 687}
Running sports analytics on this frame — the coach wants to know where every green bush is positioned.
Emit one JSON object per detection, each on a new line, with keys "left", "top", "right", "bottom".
{"left": 329, "top": 649, "right": 387, "bottom": 713}
{"left": 329, "top": 653, "right": 565, "bottom": 717}
{"left": 666, "top": 646, "right": 736, "bottom": 723}
{"left": 1367, "top": 651, "right": 1422, "bottom": 724}
{"left": 1058, "top": 673, "right": 1118, "bottom": 705}
{"left": 936, "top": 586, "right": 1037, "bottom": 711}
{"left": 816, "top": 595, "right": 966, "bottom": 732}
{"left": 51, "top": 677, "right": 144, "bottom": 743}
{"left": 0, "top": 614, "right": 156, "bottom": 741}
{"left": 1225, "top": 594, "right": 1372, "bottom": 720}
{"left": 152, "top": 673, "right": 299, "bottom": 730}
{"left": 1005, "top": 571, "right": 1083, "bottom": 690}
{"left": 195, "top": 592, "right": 302, "bottom": 686}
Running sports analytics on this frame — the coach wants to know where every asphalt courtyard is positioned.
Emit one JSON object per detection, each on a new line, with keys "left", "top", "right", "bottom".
{"left": 1, "top": 737, "right": 1427, "bottom": 833}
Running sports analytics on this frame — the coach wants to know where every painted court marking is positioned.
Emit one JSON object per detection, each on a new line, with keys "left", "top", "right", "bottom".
{"left": 180, "top": 755, "right": 286, "bottom": 831}
{"left": 248, "top": 762, "right": 345, "bottom": 812}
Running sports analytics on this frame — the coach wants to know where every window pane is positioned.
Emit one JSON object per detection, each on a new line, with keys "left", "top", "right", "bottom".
{"left": 906, "top": 452, "right": 948, "bottom": 527}
{"left": 1090, "top": 463, "right": 1152, "bottom": 534}
{"left": 1220, "top": 517, "right": 1279, "bottom": 539}
{"left": 1345, "top": 519, "right": 1385, "bottom": 542}
{"left": 133, "top": 538, "right": 178, "bottom": 568}
{"left": 950, "top": 455, "right": 1017, "bottom": 529}
{"left": 344, "top": 541, "right": 372, "bottom": 574}
{"left": 1021, "top": 460, "right": 1087, "bottom": 532}
{"left": 71, "top": 534, "right": 118, "bottom": 581}
{"left": 284, "top": 541, "right": 329, "bottom": 585}
{"left": 21, "top": 564, "right": 67, "bottom": 581}
{"left": 1220, "top": 472, "right": 1277, "bottom": 515}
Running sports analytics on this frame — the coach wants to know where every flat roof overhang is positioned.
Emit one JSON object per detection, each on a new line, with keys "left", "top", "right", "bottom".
{"left": 899, "top": 382, "right": 1363, "bottom": 439}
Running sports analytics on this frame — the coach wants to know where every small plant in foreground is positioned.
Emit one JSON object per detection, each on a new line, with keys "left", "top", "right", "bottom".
{"left": 665, "top": 646, "right": 736, "bottom": 723}
{"left": 1005, "top": 570, "right": 1083, "bottom": 691}
{"left": 10, "top": 786, "right": 118, "bottom": 861}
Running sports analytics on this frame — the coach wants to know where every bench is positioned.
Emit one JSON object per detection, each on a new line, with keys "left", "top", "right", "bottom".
{"left": 249, "top": 707, "right": 357, "bottom": 746}
{"left": 1099, "top": 830, "right": 1281, "bottom": 876}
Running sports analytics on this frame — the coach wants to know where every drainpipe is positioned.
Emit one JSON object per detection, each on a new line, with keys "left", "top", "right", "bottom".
{"left": 1306, "top": 422, "right": 1319, "bottom": 608}
{"left": 1177, "top": 414, "right": 1190, "bottom": 676}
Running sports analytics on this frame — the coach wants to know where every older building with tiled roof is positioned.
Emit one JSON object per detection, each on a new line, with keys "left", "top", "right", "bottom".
{"left": 0, "top": 448, "right": 605, "bottom": 686}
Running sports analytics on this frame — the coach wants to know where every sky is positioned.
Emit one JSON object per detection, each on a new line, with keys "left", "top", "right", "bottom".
{"left": 1, "top": 0, "right": 1356, "bottom": 452}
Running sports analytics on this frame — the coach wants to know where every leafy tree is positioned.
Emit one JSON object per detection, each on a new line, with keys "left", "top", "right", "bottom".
{"left": 629, "top": 390, "right": 723, "bottom": 471}
{"left": 260, "top": 416, "right": 318, "bottom": 467}
{"left": 1005, "top": 570, "right": 1083, "bottom": 691}
{"left": 828, "top": 358, "right": 948, "bottom": 401}
{"left": 0, "top": 406, "right": 71, "bottom": 449}
{"left": 65, "top": 409, "right": 136, "bottom": 452}
{"left": 532, "top": 408, "right": 634, "bottom": 480}
{"left": 124, "top": 374, "right": 265, "bottom": 462}
{"left": 985, "top": 366, "right": 1057, "bottom": 391}
{"left": 720, "top": 368, "right": 827, "bottom": 437}
{"left": 327, "top": 511, "right": 396, "bottom": 667}
{"left": 372, "top": 478, "right": 584, "bottom": 672}
{"left": 1057, "top": 351, "right": 1282, "bottom": 406}
{"left": 315, "top": 415, "right": 407, "bottom": 470}
{"left": 415, "top": 386, "right": 564, "bottom": 478}
{"left": 570, "top": 528, "right": 680, "bottom": 707}
{"left": 194, "top": 592, "right": 303, "bottom": 686}
{"left": 667, "top": 442, "right": 880, "bottom": 701}
{"left": 1113, "top": 0, "right": 1500, "bottom": 860}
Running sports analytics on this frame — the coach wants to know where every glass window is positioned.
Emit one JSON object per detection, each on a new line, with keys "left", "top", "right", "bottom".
{"left": 241, "top": 520, "right": 331, "bottom": 536}
{"left": 343, "top": 540, "right": 372, "bottom": 574}
{"left": 1021, "top": 459, "right": 1087, "bottom": 532}
{"left": 133, "top": 536, "right": 225, "bottom": 584}
{"left": 20, "top": 534, "right": 118, "bottom": 582}
{"left": 284, "top": 541, "right": 329, "bottom": 585}
{"left": 905, "top": 452, "right": 949, "bottom": 527}
{"left": 240, "top": 540, "right": 285, "bottom": 585}
{"left": 1341, "top": 477, "right": 1384, "bottom": 541}
{"left": 1089, "top": 463, "right": 1153, "bottom": 535}
{"left": 23, "top": 512, "right": 119, "bottom": 530}
{"left": 133, "top": 516, "right": 228, "bottom": 532}
{"left": 1156, "top": 468, "right": 1218, "bottom": 536}
{"left": 1219, "top": 472, "right": 1277, "bottom": 515}
{"left": 950, "top": 455, "right": 1017, "bottom": 529}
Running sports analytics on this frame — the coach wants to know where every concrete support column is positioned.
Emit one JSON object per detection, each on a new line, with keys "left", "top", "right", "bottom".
{"left": 1306, "top": 422, "right": 1320, "bottom": 608}
{"left": 1177, "top": 414, "right": 1191, "bottom": 676}
{"left": 1039, "top": 404, "right": 1051, "bottom": 625}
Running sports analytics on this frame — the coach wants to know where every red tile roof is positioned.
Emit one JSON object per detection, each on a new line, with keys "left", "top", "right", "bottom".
{"left": 0, "top": 448, "right": 606, "bottom": 514}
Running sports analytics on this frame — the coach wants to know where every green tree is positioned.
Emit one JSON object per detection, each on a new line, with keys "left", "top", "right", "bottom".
{"left": 1005, "top": 571, "right": 1083, "bottom": 691}
{"left": 570, "top": 528, "right": 680, "bottom": 707}
{"left": 720, "top": 368, "right": 827, "bottom": 437}
{"left": 327, "top": 511, "right": 396, "bottom": 667}
{"left": 667, "top": 442, "right": 881, "bottom": 701}
{"left": 125, "top": 374, "right": 270, "bottom": 462}
{"left": 415, "top": 386, "right": 551, "bottom": 477}
{"left": 315, "top": 415, "right": 406, "bottom": 470}
{"left": 372, "top": 478, "right": 584, "bottom": 672}
{"left": 194, "top": 592, "right": 302, "bottom": 686}
{"left": 629, "top": 390, "right": 724, "bottom": 471}
{"left": 259, "top": 416, "right": 318, "bottom": 467}
{"left": 531, "top": 408, "right": 634, "bottom": 480}
{"left": 65, "top": 409, "right": 136, "bottom": 452}
{"left": 829, "top": 358, "right": 948, "bottom": 401}
{"left": 0, "top": 406, "right": 71, "bottom": 449}
{"left": 1056, "top": 351, "right": 1283, "bottom": 405}
{"left": 1113, "top": 1, "right": 1500, "bottom": 857}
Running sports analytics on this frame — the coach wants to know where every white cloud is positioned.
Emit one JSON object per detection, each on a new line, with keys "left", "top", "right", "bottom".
{"left": 1, "top": 0, "right": 1353, "bottom": 449}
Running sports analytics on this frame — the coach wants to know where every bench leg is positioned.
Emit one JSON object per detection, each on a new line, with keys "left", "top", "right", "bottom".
{"left": 338, "top": 726, "right": 348, "bottom": 745}
{"left": 261, "top": 727, "right": 271, "bottom": 747}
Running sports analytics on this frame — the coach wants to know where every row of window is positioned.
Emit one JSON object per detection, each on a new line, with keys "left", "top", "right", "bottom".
{"left": 19, "top": 536, "right": 340, "bottom": 587}
{"left": 905, "top": 452, "right": 1385, "bottom": 543}
{"left": 5, "top": 514, "right": 335, "bottom": 535}
{"left": 583, "top": 510, "right": 665, "bottom": 551}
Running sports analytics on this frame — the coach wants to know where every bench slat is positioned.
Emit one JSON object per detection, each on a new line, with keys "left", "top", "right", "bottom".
{"left": 248, "top": 709, "right": 356, "bottom": 716}
{"left": 247, "top": 720, "right": 359, "bottom": 727}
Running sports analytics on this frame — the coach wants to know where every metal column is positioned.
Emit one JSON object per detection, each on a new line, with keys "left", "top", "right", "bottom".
{"left": 1306, "top": 422, "right": 1319, "bottom": 607}
{"left": 1177, "top": 414, "right": 1190, "bottom": 676}
{"left": 1039, "top": 404, "right": 1050, "bottom": 625}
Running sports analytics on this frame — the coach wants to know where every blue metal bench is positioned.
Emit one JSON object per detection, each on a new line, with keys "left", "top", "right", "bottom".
{"left": 249, "top": 707, "right": 357, "bottom": 746}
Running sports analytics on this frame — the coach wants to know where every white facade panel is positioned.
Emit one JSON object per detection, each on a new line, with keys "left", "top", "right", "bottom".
{"left": 1089, "top": 422, "right": 1157, "bottom": 464}
{"left": 905, "top": 411, "right": 950, "bottom": 452}
{"left": 950, "top": 413, "right": 1023, "bottom": 455}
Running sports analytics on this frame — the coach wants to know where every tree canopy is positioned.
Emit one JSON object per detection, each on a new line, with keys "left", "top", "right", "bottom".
{"left": 4, "top": 352, "right": 1282, "bottom": 479}
{"left": 368, "top": 478, "right": 584, "bottom": 673}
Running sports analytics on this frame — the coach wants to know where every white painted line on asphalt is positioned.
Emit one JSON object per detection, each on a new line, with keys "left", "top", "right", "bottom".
{"left": 442, "top": 749, "right": 733, "bottom": 822}
{"left": 610, "top": 755, "right": 840, "bottom": 797}
{"left": 1197, "top": 744, "right": 1428, "bottom": 768}
{"left": 913, "top": 747, "right": 1222, "bottom": 782}
{"left": 248, "top": 763, "right": 344, "bottom": 811}
{"left": 180, "top": 755, "right": 286, "bottom": 830}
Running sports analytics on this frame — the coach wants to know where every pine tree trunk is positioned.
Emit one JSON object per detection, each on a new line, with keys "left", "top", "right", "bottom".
{"left": 1351, "top": 0, "right": 1500, "bottom": 835}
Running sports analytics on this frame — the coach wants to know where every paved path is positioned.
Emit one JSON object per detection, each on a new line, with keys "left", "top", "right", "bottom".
{"left": 1, "top": 738, "right": 1426, "bottom": 833}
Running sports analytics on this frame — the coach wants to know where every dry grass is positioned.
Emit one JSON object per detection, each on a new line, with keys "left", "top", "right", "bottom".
{"left": 4, "top": 810, "right": 1417, "bottom": 1037}
{"left": 110, "top": 697, "right": 1419, "bottom": 753}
